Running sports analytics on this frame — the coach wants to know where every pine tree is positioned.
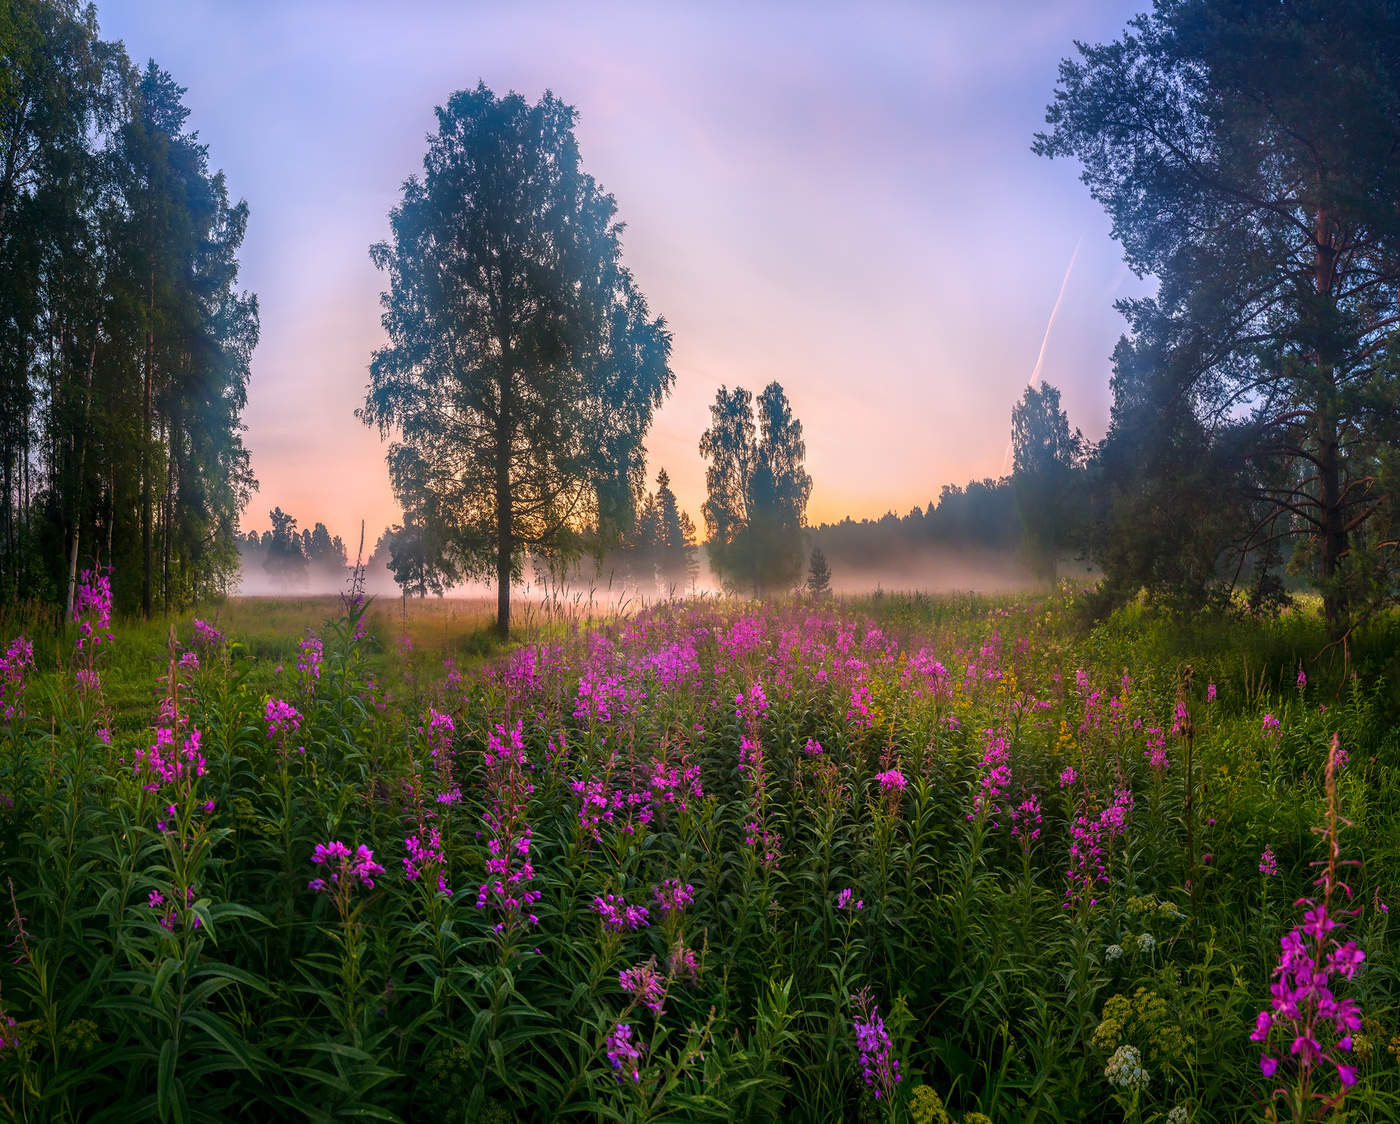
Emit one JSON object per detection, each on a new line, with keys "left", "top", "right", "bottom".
{"left": 805, "top": 547, "right": 832, "bottom": 598}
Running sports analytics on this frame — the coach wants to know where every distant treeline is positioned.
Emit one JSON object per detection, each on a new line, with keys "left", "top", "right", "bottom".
{"left": 1, "top": 3, "right": 258, "bottom": 615}
{"left": 809, "top": 478, "right": 1019, "bottom": 578}
{"left": 237, "top": 508, "right": 358, "bottom": 592}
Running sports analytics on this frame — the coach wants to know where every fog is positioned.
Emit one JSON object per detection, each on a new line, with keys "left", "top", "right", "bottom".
{"left": 230, "top": 545, "right": 1065, "bottom": 603}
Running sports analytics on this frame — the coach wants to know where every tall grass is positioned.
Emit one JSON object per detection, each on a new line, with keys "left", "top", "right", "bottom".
{"left": 0, "top": 587, "right": 1396, "bottom": 1121}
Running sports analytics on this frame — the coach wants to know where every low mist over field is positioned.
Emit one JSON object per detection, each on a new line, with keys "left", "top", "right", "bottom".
{"left": 231, "top": 543, "right": 1052, "bottom": 602}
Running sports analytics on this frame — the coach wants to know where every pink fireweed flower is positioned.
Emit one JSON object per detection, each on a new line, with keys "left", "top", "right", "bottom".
{"left": 420, "top": 707, "right": 455, "bottom": 753}
{"left": 1100, "top": 786, "right": 1134, "bottom": 838}
{"left": 192, "top": 618, "right": 224, "bottom": 649}
{"left": 735, "top": 679, "right": 769, "bottom": 719}
{"left": 403, "top": 826, "right": 451, "bottom": 895}
{"left": 1208, "top": 681, "right": 1217, "bottom": 701}
{"left": 647, "top": 754, "right": 703, "bottom": 817}
{"left": 1059, "top": 766, "right": 1078, "bottom": 788}
{"left": 308, "top": 841, "right": 384, "bottom": 893}
{"left": 572, "top": 670, "right": 636, "bottom": 723}
{"left": 846, "top": 681, "right": 874, "bottom": 728}
{"left": 667, "top": 939, "right": 700, "bottom": 984}
{"left": 1170, "top": 700, "right": 1190, "bottom": 738}
{"left": 969, "top": 727, "right": 1011, "bottom": 825}
{"left": 652, "top": 879, "right": 695, "bottom": 915}
{"left": 875, "top": 767, "right": 907, "bottom": 793}
{"left": 72, "top": 568, "right": 114, "bottom": 652}
{"left": 296, "top": 636, "right": 323, "bottom": 683}
{"left": 265, "top": 698, "right": 303, "bottom": 738}
{"left": 134, "top": 726, "right": 207, "bottom": 793}
{"left": 1064, "top": 791, "right": 1130, "bottom": 908}
{"left": 572, "top": 777, "right": 615, "bottom": 841}
{"left": 738, "top": 734, "right": 763, "bottom": 776}
{"left": 802, "top": 737, "right": 824, "bottom": 757}
{"left": 850, "top": 989, "right": 901, "bottom": 1102}
{"left": 606, "top": 1022, "right": 644, "bottom": 1084}
{"left": 1297, "top": 666, "right": 1307, "bottom": 689}
{"left": 618, "top": 960, "right": 667, "bottom": 1014}
{"left": 420, "top": 707, "right": 457, "bottom": 800}
{"left": 1262, "top": 713, "right": 1281, "bottom": 740}
{"left": 1259, "top": 846, "right": 1279, "bottom": 876}
{"left": 1011, "top": 794, "right": 1042, "bottom": 844}
{"left": 0, "top": 635, "right": 35, "bottom": 722}
{"left": 593, "top": 893, "right": 649, "bottom": 932}
{"left": 1144, "top": 727, "right": 1169, "bottom": 773}
{"left": 264, "top": 698, "right": 305, "bottom": 755}
{"left": 1251, "top": 735, "right": 1366, "bottom": 1104}
{"left": 837, "top": 888, "right": 863, "bottom": 911}
{"left": 146, "top": 885, "right": 202, "bottom": 934}
{"left": 477, "top": 720, "right": 539, "bottom": 931}
{"left": 475, "top": 824, "right": 542, "bottom": 927}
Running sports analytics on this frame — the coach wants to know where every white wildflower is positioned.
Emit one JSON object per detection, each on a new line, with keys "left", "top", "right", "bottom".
{"left": 1104, "top": 1044, "right": 1149, "bottom": 1090}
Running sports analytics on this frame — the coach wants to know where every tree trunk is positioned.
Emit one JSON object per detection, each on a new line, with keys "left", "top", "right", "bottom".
{"left": 1317, "top": 408, "right": 1346, "bottom": 640}
{"left": 105, "top": 469, "right": 114, "bottom": 563}
{"left": 163, "top": 411, "right": 176, "bottom": 614}
{"left": 142, "top": 266, "right": 154, "bottom": 619}
{"left": 20, "top": 378, "right": 29, "bottom": 600}
{"left": 1314, "top": 208, "right": 1347, "bottom": 642}
{"left": 495, "top": 397, "right": 513, "bottom": 641}
{"left": 65, "top": 337, "right": 98, "bottom": 619}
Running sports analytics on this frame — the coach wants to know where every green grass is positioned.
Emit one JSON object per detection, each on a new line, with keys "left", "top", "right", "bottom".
{"left": 0, "top": 590, "right": 1397, "bottom": 1122}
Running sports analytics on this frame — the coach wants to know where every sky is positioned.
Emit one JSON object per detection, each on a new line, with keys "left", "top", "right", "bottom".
{"left": 93, "top": 0, "right": 1150, "bottom": 549}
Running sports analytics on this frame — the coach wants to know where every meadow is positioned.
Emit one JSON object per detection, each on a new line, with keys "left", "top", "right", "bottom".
{"left": 1, "top": 578, "right": 1399, "bottom": 1122}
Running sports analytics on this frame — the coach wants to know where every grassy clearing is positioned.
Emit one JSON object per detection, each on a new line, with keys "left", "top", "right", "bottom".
{"left": 0, "top": 588, "right": 1397, "bottom": 1121}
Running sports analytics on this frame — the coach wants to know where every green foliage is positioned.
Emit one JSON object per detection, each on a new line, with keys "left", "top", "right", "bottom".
{"left": 1036, "top": 0, "right": 1400, "bottom": 638}
{"left": 805, "top": 548, "right": 832, "bottom": 599}
{"left": 1010, "top": 381, "right": 1087, "bottom": 583}
{"left": 700, "top": 383, "right": 812, "bottom": 596}
{"left": 0, "top": 590, "right": 1397, "bottom": 1120}
{"left": 0, "top": 1, "right": 256, "bottom": 615}
{"left": 359, "top": 82, "right": 673, "bottom": 638}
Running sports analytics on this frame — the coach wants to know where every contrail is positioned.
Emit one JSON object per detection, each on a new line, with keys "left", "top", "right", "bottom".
{"left": 1002, "top": 236, "right": 1082, "bottom": 476}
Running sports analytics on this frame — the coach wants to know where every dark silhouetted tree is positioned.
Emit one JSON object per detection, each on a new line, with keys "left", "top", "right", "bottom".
{"left": 1036, "top": 0, "right": 1400, "bottom": 637}
{"left": 700, "top": 382, "right": 812, "bottom": 595}
{"left": 652, "top": 468, "right": 695, "bottom": 594}
{"left": 1010, "top": 380, "right": 1085, "bottom": 581}
{"left": 383, "top": 512, "right": 447, "bottom": 598}
{"left": 0, "top": 9, "right": 257, "bottom": 616}
{"left": 806, "top": 546, "right": 832, "bottom": 598}
{"left": 361, "top": 83, "right": 673, "bottom": 638}
{"left": 263, "top": 507, "right": 306, "bottom": 584}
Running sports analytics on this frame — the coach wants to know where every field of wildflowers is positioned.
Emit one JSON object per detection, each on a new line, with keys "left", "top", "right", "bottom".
{"left": 1, "top": 575, "right": 1398, "bottom": 1122}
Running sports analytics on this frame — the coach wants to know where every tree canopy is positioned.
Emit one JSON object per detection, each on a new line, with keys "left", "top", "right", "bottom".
{"left": 1010, "top": 381, "right": 1086, "bottom": 581}
{"left": 0, "top": 1, "right": 258, "bottom": 614}
{"left": 1036, "top": 0, "right": 1400, "bottom": 636}
{"left": 360, "top": 83, "right": 673, "bottom": 637}
{"left": 700, "top": 382, "right": 812, "bottom": 596}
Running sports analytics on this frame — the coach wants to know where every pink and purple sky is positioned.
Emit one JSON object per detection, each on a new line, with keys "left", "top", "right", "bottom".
{"left": 94, "top": 0, "right": 1149, "bottom": 546}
